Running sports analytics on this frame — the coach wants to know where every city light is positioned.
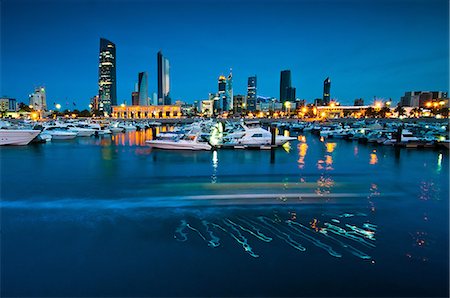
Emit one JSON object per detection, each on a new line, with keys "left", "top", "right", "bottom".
{"left": 426, "top": 102, "right": 432, "bottom": 108}
{"left": 55, "top": 104, "right": 61, "bottom": 109}
{"left": 375, "top": 101, "right": 382, "bottom": 109}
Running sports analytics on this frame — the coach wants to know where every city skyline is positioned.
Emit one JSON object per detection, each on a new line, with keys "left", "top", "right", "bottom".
{"left": 2, "top": 0, "right": 449, "bottom": 107}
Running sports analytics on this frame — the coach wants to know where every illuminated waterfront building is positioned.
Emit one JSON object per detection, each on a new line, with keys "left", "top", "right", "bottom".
{"left": 98, "top": 38, "right": 117, "bottom": 114}
{"left": 90, "top": 95, "right": 99, "bottom": 111}
{"left": 29, "top": 87, "right": 47, "bottom": 111}
{"left": 138, "top": 72, "right": 148, "bottom": 106}
{"left": 0, "top": 98, "right": 17, "bottom": 112}
{"left": 247, "top": 76, "right": 257, "bottom": 112}
{"left": 400, "top": 91, "right": 448, "bottom": 107}
{"left": 323, "top": 77, "right": 331, "bottom": 105}
{"left": 233, "top": 95, "right": 246, "bottom": 114}
{"left": 157, "top": 51, "right": 171, "bottom": 105}
{"left": 111, "top": 105, "right": 181, "bottom": 119}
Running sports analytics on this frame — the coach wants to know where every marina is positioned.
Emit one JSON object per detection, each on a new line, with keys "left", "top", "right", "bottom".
{"left": 1, "top": 120, "right": 448, "bottom": 297}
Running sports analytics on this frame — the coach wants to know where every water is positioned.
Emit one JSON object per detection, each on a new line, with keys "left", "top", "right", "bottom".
{"left": 1, "top": 129, "right": 448, "bottom": 297}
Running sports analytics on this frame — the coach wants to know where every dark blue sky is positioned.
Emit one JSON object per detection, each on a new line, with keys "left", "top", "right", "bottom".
{"left": 2, "top": 0, "right": 448, "bottom": 108}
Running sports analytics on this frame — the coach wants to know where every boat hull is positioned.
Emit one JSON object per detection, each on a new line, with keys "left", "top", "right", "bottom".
{"left": 0, "top": 130, "right": 40, "bottom": 145}
{"left": 146, "top": 140, "right": 211, "bottom": 150}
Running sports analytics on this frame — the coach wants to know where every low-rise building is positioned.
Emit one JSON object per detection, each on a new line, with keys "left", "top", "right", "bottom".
{"left": 111, "top": 105, "right": 181, "bottom": 119}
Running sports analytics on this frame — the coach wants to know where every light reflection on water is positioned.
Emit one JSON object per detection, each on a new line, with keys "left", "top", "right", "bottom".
{"left": 0, "top": 128, "right": 448, "bottom": 297}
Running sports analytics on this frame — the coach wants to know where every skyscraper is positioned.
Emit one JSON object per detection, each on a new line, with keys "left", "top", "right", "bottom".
{"left": 131, "top": 92, "right": 139, "bottom": 106}
{"left": 280, "top": 70, "right": 294, "bottom": 103}
{"left": 323, "top": 77, "right": 331, "bottom": 105}
{"left": 98, "top": 38, "right": 117, "bottom": 114}
{"left": 247, "top": 75, "right": 257, "bottom": 112}
{"left": 218, "top": 75, "right": 226, "bottom": 112}
{"left": 138, "top": 72, "right": 148, "bottom": 106}
{"left": 157, "top": 51, "right": 170, "bottom": 105}
{"left": 225, "top": 70, "right": 233, "bottom": 111}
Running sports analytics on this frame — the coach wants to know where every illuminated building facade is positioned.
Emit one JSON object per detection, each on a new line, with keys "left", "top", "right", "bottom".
{"left": 323, "top": 77, "right": 331, "bottom": 105}
{"left": 29, "top": 87, "right": 47, "bottom": 111}
{"left": 400, "top": 91, "right": 448, "bottom": 107}
{"left": 0, "top": 98, "right": 17, "bottom": 112}
{"left": 98, "top": 38, "right": 117, "bottom": 114}
{"left": 233, "top": 95, "right": 246, "bottom": 114}
{"left": 157, "top": 51, "right": 171, "bottom": 105}
{"left": 138, "top": 72, "right": 148, "bottom": 106}
{"left": 247, "top": 76, "right": 257, "bottom": 111}
{"left": 111, "top": 105, "right": 181, "bottom": 119}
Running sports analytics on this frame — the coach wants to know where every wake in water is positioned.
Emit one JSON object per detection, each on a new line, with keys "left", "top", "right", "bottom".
{"left": 174, "top": 211, "right": 377, "bottom": 260}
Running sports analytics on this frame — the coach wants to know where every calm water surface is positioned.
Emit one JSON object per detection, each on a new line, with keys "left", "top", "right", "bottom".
{"left": 1, "top": 129, "right": 448, "bottom": 297}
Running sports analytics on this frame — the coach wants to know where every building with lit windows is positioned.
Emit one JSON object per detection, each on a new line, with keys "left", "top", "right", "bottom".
{"left": 29, "top": 87, "right": 47, "bottom": 111}
{"left": 98, "top": 38, "right": 117, "bottom": 114}
{"left": 138, "top": 72, "right": 148, "bottom": 106}
{"left": 233, "top": 95, "right": 246, "bottom": 114}
{"left": 0, "top": 98, "right": 17, "bottom": 112}
{"left": 131, "top": 92, "right": 139, "bottom": 106}
{"left": 400, "top": 91, "right": 448, "bottom": 107}
{"left": 323, "top": 77, "right": 331, "bottom": 105}
{"left": 247, "top": 76, "right": 257, "bottom": 111}
{"left": 225, "top": 70, "right": 233, "bottom": 111}
{"left": 111, "top": 105, "right": 181, "bottom": 119}
{"left": 157, "top": 51, "right": 171, "bottom": 105}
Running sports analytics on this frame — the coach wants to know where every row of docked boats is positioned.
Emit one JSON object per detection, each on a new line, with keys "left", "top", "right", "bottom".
{"left": 298, "top": 120, "right": 449, "bottom": 149}
{"left": 145, "top": 120, "right": 296, "bottom": 150}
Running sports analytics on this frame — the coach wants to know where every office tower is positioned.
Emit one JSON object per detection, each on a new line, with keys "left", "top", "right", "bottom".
{"left": 131, "top": 92, "right": 139, "bottom": 106}
{"left": 233, "top": 95, "right": 246, "bottom": 115}
{"left": 247, "top": 75, "right": 257, "bottom": 111}
{"left": 354, "top": 98, "right": 364, "bottom": 106}
{"left": 157, "top": 51, "right": 171, "bottom": 105}
{"left": 323, "top": 77, "right": 331, "bottom": 105}
{"left": 138, "top": 72, "right": 148, "bottom": 106}
{"left": 225, "top": 70, "right": 233, "bottom": 111}
{"left": 218, "top": 75, "right": 226, "bottom": 112}
{"left": 29, "top": 87, "right": 47, "bottom": 111}
{"left": 98, "top": 38, "right": 117, "bottom": 114}
{"left": 280, "top": 70, "right": 295, "bottom": 103}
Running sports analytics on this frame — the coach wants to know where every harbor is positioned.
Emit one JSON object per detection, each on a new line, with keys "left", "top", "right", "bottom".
{"left": 1, "top": 124, "right": 448, "bottom": 297}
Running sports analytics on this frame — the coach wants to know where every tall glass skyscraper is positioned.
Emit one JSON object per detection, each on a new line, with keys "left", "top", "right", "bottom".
{"left": 280, "top": 70, "right": 293, "bottom": 103}
{"left": 218, "top": 75, "right": 226, "bottom": 112}
{"left": 225, "top": 70, "right": 233, "bottom": 111}
{"left": 98, "top": 38, "right": 117, "bottom": 114}
{"left": 247, "top": 75, "right": 257, "bottom": 111}
{"left": 157, "top": 51, "right": 171, "bottom": 105}
{"left": 138, "top": 72, "right": 148, "bottom": 106}
{"left": 323, "top": 77, "right": 331, "bottom": 105}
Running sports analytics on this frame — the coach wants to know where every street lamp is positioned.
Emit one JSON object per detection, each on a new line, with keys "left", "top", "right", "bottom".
{"left": 55, "top": 104, "right": 61, "bottom": 110}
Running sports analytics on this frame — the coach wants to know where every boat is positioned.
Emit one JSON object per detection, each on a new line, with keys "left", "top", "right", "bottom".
{"left": 221, "top": 121, "right": 296, "bottom": 148}
{"left": 146, "top": 133, "right": 212, "bottom": 150}
{"left": 65, "top": 124, "right": 96, "bottom": 137}
{"left": 0, "top": 129, "right": 40, "bottom": 145}
{"left": 41, "top": 127, "right": 77, "bottom": 140}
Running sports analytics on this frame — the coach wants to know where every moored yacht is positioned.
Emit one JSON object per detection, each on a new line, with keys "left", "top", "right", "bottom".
{"left": 146, "top": 132, "right": 212, "bottom": 150}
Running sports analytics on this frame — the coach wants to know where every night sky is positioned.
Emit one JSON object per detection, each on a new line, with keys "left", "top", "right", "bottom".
{"left": 2, "top": 0, "right": 449, "bottom": 108}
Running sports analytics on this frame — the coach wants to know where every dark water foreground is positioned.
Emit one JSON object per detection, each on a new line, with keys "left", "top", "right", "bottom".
{"left": 1, "top": 130, "right": 448, "bottom": 297}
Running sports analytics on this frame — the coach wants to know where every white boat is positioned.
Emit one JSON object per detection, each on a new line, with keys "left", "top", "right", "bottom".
{"left": 222, "top": 121, "right": 296, "bottom": 148}
{"left": 119, "top": 123, "right": 137, "bottom": 131}
{"left": 0, "top": 129, "right": 40, "bottom": 145}
{"left": 65, "top": 124, "right": 96, "bottom": 137}
{"left": 146, "top": 133, "right": 212, "bottom": 150}
{"left": 41, "top": 127, "right": 77, "bottom": 140}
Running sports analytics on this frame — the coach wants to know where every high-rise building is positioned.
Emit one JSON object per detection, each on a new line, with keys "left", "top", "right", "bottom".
{"left": 247, "top": 75, "right": 257, "bottom": 112}
{"left": 233, "top": 95, "right": 246, "bottom": 115}
{"left": 280, "top": 70, "right": 295, "bottom": 103}
{"left": 323, "top": 77, "right": 331, "bottom": 105}
{"left": 131, "top": 92, "right": 139, "bottom": 106}
{"left": 225, "top": 70, "right": 233, "bottom": 111}
{"left": 157, "top": 51, "right": 171, "bottom": 105}
{"left": 138, "top": 72, "right": 148, "bottom": 106}
{"left": 0, "top": 98, "right": 17, "bottom": 112}
{"left": 218, "top": 75, "right": 226, "bottom": 112}
{"left": 29, "top": 87, "right": 47, "bottom": 111}
{"left": 98, "top": 38, "right": 117, "bottom": 114}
